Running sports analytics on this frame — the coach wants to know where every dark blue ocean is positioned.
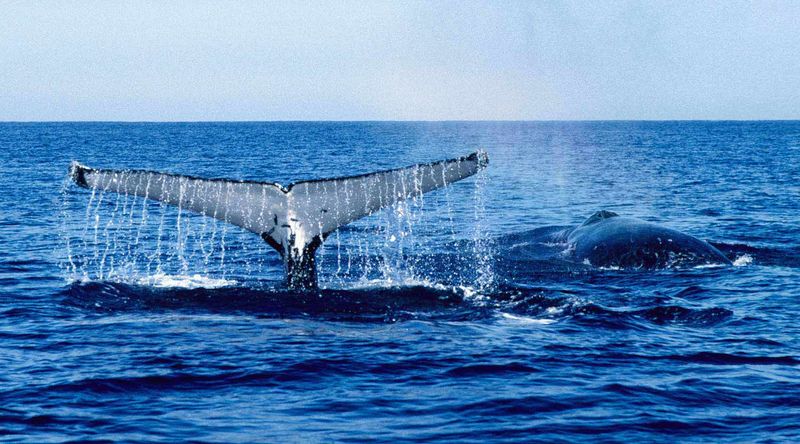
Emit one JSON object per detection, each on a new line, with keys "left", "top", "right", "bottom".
{"left": 1, "top": 121, "right": 799, "bottom": 443}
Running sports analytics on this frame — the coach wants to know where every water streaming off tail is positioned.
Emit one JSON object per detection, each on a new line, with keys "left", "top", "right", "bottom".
{"left": 60, "top": 175, "right": 272, "bottom": 285}
{"left": 316, "top": 163, "right": 494, "bottom": 289}
{"left": 60, "top": 165, "right": 494, "bottom": 289}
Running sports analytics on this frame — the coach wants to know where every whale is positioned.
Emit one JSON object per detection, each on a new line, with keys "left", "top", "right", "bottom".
{"left": 69, "top": 151, "right": 488, "bottom": 290}
{"left": 505, "top": 210, "right": 731, "bottom": 269}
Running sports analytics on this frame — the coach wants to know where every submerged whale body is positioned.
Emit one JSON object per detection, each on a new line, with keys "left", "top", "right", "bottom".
{"left": 507, "top": 210, "right": 731, "bottom": 270}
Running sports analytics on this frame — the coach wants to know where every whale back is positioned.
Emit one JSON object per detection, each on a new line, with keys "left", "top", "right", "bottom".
{"left": 569, "top": 215, "right": 731, "bottom": 269}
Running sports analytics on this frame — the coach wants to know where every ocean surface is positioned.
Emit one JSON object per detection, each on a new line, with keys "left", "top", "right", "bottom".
{"left": 1, "top": 121, "right": 799, "bottom": 443}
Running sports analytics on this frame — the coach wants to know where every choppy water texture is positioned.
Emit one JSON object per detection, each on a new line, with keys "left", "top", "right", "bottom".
{"left": 1, "top": 121, "right": 799, "bottom": 442}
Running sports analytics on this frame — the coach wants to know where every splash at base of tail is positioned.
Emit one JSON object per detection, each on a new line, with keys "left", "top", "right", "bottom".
{"left": 69, "top": 151, "right": 489, "bottom": 290}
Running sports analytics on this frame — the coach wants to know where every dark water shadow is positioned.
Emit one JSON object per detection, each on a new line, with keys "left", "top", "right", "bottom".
{"left": 61, "top": 280, "right": 480, "bottom": 323}
{"left": 60, "top": 278, "right": 733, "bottom": 329}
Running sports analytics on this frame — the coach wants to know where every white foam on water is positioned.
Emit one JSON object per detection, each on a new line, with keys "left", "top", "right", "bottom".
{"left": 540, "top": 241, "right": 569, "bottom": 248}
{"left": 733, "top": 254, "right": 753, "bottom": 267}
{"left": 509, "top": 242, "right": 532, "bottom": 249}
{"left": 693, "top": 262, "right": 728, "bottom": 270}
{"left": 67, "top": 272, "right": 237, "bottom": 289}
{"left": 500, "top": 312, "right": 556, "bottom": 325}
{"left": 545, "top": 306, "right": 563, "bottom": 315}
{"left": 137, "top": 273, "right": 237, "bottom": 289}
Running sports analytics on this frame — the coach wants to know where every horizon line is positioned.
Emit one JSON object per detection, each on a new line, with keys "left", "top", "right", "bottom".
{"left": 1, "top": 119, "right": 799, "bottom": 124}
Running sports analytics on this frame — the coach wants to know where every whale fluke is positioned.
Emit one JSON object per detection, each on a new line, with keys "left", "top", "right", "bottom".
{"left": 69, "top": 151, "right": 489, "bottom": 289}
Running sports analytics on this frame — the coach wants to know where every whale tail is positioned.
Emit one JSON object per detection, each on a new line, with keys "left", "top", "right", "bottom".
{"left": 69, "top": 151, "right": 489, "bottom": 289}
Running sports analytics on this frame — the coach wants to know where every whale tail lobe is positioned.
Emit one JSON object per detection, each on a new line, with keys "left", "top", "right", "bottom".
{"left": 69, "top": 151, "right": 488, "bottom": 289}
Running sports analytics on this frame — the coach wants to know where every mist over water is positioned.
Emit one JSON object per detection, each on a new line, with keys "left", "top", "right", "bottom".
{"left": 2, "top": 121, "right": 800, "bottom": 442}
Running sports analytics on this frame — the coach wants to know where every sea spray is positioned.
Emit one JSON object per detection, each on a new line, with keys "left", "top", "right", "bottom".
{"left": 470, "top": 159, "right": 496, "bottom": 292}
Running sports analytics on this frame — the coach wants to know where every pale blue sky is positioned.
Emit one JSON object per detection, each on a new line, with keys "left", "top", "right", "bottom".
{"left": 1, "top": 1, "right": 798, "bottom": 120}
